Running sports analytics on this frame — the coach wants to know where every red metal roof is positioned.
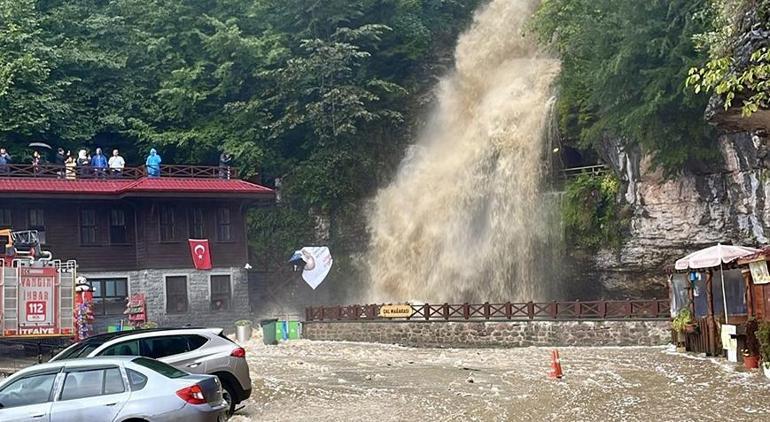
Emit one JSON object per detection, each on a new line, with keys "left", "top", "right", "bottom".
{"left": 0, "top": 177, "right": 274, "bottom": 199}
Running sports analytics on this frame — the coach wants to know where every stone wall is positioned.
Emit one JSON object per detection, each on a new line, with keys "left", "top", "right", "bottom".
{"left": 302, "top": 320, "right": 672, "bottom": 348}
{"left": 81, "top": 267, "right": 251, "bottom": 333}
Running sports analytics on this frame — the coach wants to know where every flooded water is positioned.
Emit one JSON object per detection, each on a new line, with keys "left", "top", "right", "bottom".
{"left": 233, "top": 339, "right": 770, "bottom": 421}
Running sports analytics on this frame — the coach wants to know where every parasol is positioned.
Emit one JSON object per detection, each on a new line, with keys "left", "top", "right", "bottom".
{"left": 675, "top": 243, "right": 759, "bottom": 323}
{"left": 28, "top": 142, "right": 52, "bottom": 150}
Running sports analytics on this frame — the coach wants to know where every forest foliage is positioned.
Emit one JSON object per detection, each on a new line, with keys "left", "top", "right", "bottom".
{"left": 686, "top": 0, "right": 770, "bottom": 118}
{"left": 533, "top": 0, "right": 718, "bottom": 172}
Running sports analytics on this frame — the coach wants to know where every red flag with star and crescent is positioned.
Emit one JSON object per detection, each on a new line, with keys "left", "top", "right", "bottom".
{"left": 188, "top": 239, "right": 212, "bottom": 270}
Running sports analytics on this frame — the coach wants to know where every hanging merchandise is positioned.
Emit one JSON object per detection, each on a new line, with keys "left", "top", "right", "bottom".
{"left": 74, "top": 279, "right": 94, "bottom": 341}
{"left": 124, "top": 294, "right": 147, "bottom": 329}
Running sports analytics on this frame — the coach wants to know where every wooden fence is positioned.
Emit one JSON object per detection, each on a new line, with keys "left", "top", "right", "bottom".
{"left": 305, "top": 299, "right": 671, "bottom": 322}
{"left": 0, "top": 164, "right": 237, "bottom": 179}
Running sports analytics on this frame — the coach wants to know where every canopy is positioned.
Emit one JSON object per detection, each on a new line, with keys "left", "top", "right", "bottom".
{"left": 675, "top": 244, "right": 759, "bottom": 271}
{"left": 675, "top": 243, "right": 759, "bottom": 324}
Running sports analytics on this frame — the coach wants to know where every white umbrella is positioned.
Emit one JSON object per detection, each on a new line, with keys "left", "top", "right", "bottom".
{"left": 675, "top": 243, "right": 759, "bottom": 323}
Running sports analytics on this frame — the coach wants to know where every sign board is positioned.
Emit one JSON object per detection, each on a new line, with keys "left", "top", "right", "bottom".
{"left": 18, "top": 267, "right": 58, "bottom": 335}
{"left": 299, "top": 247, "right": 333, "bottom": 290}
{"left": 379, "top": 304, "right": 413, "bottom": 318}
{"left": 749, "top": 260, "right": 770, "bottom": 284}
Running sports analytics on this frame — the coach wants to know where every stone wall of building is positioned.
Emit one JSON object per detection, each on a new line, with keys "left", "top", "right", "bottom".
{"left": 81, "top": 267, "right": 251, "bottom": 333}
{"left": 302, "top": 320, "right": 672, "bottom": 348}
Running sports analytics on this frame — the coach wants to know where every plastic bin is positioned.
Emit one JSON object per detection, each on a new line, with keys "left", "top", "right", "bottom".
{"left": 276, "top": 321, "right": 301, "bottom": 340}
{"left": 260, "top": 319, "right": 278, "bottom": 345}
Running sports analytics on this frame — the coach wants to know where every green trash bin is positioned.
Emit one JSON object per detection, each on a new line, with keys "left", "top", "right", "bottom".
{"left": 260, "top": 319, "right": 278, "bottom": 345}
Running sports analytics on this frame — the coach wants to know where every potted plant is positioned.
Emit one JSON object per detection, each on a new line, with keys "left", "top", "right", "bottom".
{"left": 671, "top": 308, "right": 693, "bottom": 351}
{"left": 743, "top": 319, "right": 760, "bottom": 369}
{"left": 756, "top": 321, "right": 770, "bottom": 378}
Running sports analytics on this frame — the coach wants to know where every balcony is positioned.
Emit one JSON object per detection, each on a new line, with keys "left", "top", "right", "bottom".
{"left": 0, "top": 164, "right": 239, "bottom": 180}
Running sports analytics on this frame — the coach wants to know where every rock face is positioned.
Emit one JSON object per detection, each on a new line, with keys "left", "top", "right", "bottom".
{"left": 586, "top": 133, "right": 770, "bottom": 298}
{"left": 302, "top": 320, "right": 671, "bottom": 347}
{"left": 576, "top": 3, "right": 770, "bottom": 299}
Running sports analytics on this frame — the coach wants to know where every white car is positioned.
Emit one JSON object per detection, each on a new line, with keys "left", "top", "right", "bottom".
{"left": 0, "top": 356, "right": 227, "bottom": 422}
{"left": 50, "top": 328, "right": 252, "bottom": 415}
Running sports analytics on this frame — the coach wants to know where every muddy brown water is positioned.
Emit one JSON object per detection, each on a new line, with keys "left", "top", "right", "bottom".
{"left": 233, "top": 340, "right": 770, "bottom": 421}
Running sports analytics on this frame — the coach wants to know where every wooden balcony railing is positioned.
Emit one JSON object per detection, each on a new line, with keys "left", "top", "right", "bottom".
{"left": 0, "top": 164, "right": 238, "bottom": 180}
{"left": 305, "top": 299, "right": 671, "bottom": 322}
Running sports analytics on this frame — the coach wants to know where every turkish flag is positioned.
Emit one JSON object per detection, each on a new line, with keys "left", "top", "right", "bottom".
{"left": 188, "top": 239, "right": 212, "bottom": 270}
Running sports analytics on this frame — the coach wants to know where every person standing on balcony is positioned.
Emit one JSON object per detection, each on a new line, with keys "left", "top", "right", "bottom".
{"left": 55, "top": 148, "right": 66, "bottom": 178}
{"left": 0, "top": 148, "right": 11, "bottom": 175}
{"left": 219, "top": 151, "right": 232, "bottom": 179}
{"left": 91, "top": 147, "right": 107, "bottom": 178}
{"left": 65, "top": 151, "right": 76, "bottom": 180}
{"left": 76, "top": 149, "right": 90, "bottom": 177}
{"left": 145, "top": 148, "right": 161, "bottom": 178}
{"left": 109, "top": 149, "right": 125, "bottom": 177}
{"left": 32, "top": 151, "right": 42, "bottom": 176}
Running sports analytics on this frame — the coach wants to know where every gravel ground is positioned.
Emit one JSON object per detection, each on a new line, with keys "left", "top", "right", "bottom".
{"left": 230, "top": 338, "right": 770, "bottom": 422}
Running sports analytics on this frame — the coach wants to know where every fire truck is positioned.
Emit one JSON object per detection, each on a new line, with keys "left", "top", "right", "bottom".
{"left": 0, "top": 229, "right": 75, "bottom": 338}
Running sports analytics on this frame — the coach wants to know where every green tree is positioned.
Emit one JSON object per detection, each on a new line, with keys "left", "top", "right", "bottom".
{"left": 534, "top": 0, "right": 717, "bottom": 172}
{"left": 686, "top": 0, "right": 770, "bottom": 118}
{"left": 0, "top": 0, "right": 68, "bottom": 152}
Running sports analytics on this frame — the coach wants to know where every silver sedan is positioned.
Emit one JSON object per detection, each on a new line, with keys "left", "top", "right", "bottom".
{"left": 0, "top": 356, "right": 227, "bottom": 422}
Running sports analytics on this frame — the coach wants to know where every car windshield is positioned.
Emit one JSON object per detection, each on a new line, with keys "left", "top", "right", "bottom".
{"left": 54, "top": 340, "right": 104, "bottom": 360}
{"left": 132, "top": 357, "right": 186, "bottom": 378}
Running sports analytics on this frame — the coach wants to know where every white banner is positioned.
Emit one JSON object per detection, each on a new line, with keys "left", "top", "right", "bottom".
{"left": 297, "top": 247, "right": 333, "bottom": 290}
{"left": 750, "top": 260, "right": 770, "bottom": 284}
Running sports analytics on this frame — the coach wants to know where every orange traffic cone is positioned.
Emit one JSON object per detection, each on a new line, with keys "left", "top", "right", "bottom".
{"left": 547, "top": 349, "right": 563, "bottom": 379}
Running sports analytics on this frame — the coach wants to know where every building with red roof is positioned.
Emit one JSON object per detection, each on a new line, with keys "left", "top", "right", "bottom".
{"left": 0, "top": 163, "right": 274, "bottom": 331}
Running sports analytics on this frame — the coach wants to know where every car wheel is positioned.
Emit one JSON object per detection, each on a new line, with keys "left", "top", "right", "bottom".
{"left": 220, "top": 379, "right": 236, "bottom": 416}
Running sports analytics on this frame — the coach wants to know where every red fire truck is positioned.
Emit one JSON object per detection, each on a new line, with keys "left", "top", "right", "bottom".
{"left": 1, "top": 230, "right": 75, "bottom": 338}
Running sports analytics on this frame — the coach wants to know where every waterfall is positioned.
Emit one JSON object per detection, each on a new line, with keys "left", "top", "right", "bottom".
{"left": 366, "top": 0, "right": 562, "bottom": 303}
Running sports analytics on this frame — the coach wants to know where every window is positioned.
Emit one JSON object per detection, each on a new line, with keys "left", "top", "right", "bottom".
{"left": 140, "top": 336, "right": 189, "bottom": 359}
{"left": 54, "top": 339, "right": 103, "bottom": 360}
{"left": 160, "top": 207, "right": 175, "bottom": 241}
{"left": 0, "top": 208, "right": 11, "bottom": 227}
{"left": 0, "top": 372, "right": 57, "bottom": 408}
{"left": 132, "top": 357, "right": 186, "bottom": 378}
{"left": 187, "top": 335, "right": 208, "bottom": 351}
{"left": 100, "top": 340, "right": 139, "bottom": 356}
{"left": 59, "top": 367, "right": 124, "bottom": 401}
{"left": 210, "top": 275, "right": 231, "bottom": 311}
{"left": 92, "top": 279, "right": 128, "bottom": 316}
{"left": 189, "top": 208, "right": 205, "bottom": 239}
{"left": 216, "top": 208, "right": 232, "bottom": 241}
{"left": 126, "top": 369, "right": 147, "bottom": 391}
{"left": 165, "top": 276, "right": 188, "bottom": 314}
{"left": 110, "top": 208, "right": 127, "bottom": 244}
{"left": 103, "top": 368, "right": 125, "bottom": 395}
{"left": 80, "top": 209, "right": 97, "bottom": 245}
{"left": 29, "top": 208, "right": 45, "bottom": 244}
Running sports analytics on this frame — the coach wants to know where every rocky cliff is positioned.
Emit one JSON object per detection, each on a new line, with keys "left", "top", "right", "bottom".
{"left": 583, "top": 132, "right": 769, "bottom": 298}
{"left": 579, "top": 2, "right": 770, "bottom": 299}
